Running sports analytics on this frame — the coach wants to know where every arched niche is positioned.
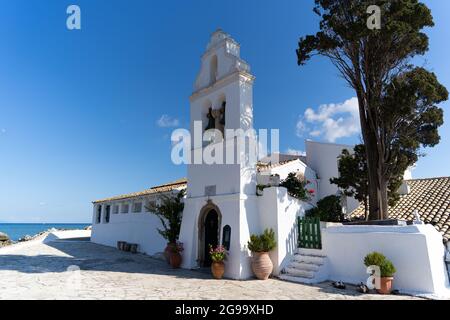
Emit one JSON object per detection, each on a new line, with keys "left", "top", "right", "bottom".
{"left": 209, "top": 55, "right": 218, "bottom": 85}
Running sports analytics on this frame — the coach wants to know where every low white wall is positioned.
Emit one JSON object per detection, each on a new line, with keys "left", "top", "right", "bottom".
{"left": 322, "top": 224, "right": 450, "bottom": 297}
{"left": 91, "top": 212, "right": 166, "bottom": 256}
{"left": 258, "top": 187, "right": 310, "bottom": 275}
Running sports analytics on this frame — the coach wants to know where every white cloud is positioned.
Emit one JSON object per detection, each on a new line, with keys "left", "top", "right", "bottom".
{"left": 157, "top": 115, "right": 180, "bottom": 128}
{"left": 286, "top": 148, "right": 306, "bottom": 156}
{"left": 296, "top": 97, "right": 360, "bottom": 142}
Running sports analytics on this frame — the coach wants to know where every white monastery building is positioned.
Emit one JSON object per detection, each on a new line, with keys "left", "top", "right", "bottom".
{"left": 91, "top": 30, "right": 450, "bottom": 298}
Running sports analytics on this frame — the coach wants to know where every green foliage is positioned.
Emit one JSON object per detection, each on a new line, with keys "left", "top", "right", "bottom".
{"left": 364, "top": 252, "right": 396, "bottom": 277}
{"left": 280, "top": 173, "right": 314, "bottom": 201}
{"left": 330, "top": 145, "right": 369, "bottom": 217}
{"left": 297, "top": 0, "right": 448, "bottom": 220}
{"left": 330, "top": 144, "right": 408, "bottom": 218}
{"left": 247, "top": 228, "right": 277, "bottom": 253}
{"left": 305, "top": 195, "right": 342, "bottom": 222}
{"left": 146, "top": 189, "right": 186, "bottom": 244}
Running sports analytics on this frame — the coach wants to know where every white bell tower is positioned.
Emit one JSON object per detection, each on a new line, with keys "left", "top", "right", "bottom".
{"left": 179, "top": 30, "right": 260, "bottom": 279}
{"left": 187, "top": 29, "right": 257, "bottom": 197}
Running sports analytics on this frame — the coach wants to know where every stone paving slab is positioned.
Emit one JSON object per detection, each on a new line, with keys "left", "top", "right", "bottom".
{"left": 0, "top": 238, "right": 421, "bottom": 300}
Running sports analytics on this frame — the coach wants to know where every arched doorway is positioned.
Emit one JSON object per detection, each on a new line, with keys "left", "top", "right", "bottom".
{"left": 204, "top": 210, "right": 219, "bottom": 267}
{"left": 198, "top": 202, "right": 221, "bottom": 267}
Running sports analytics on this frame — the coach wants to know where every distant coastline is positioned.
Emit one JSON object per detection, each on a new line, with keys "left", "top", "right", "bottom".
{"left": 0, "top": 223, "right": 91, "bottom": 242}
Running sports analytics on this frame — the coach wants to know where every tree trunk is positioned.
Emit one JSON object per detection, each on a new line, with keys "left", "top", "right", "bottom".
{"left": 355, "top": 93, "right": 387, "bottom": 221}
{"left": 365, "top": 131, "right": 382, "bottom": 220}
{"left": 379, "top": 177, "right": 389, "bottom": 220}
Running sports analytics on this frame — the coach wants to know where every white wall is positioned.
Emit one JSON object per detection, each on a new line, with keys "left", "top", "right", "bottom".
{"left": 322, "top": 224, "right": 450, "bottom": 297}
{"left": 305, "top": 140, "right": 360, "bottom": 212}
{"left": 258, "top": 187, "right": 310, "bottom": 275}
{"left": 91, "top": 207, "right": 167, "bottom": 256}
{"left": 305, "top": 140, "right": 353, "bottom": 199}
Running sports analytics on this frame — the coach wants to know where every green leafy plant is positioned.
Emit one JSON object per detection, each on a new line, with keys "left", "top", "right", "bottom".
{"left": 247, "top": 228, "right": 277, "bottom": 253}
{"left": 364, "top": 252, "right": 396, "bottom": 278}
{"left": 305, "top": 195, "right": 343, "bottom": 222}
{"left": 280, "top": 173, "right": 314, "bottom": 201}
{"left": 146, "top": 189, "right": 185, "bottom": 244}
{"left": 170, "top": 241, "right": 184, "bottom": 254}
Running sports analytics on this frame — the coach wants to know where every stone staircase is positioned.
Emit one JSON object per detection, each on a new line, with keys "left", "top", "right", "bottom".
{"left": 279, "top": 248, "right": 329, "bottom": 284}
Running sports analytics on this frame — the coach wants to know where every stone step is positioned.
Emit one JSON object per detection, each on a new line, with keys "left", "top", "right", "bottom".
{"left": 292, "top": 254, "right": 325, "bottom": 265}
{"left": 298, "top": 248, "right": 326, "bottom": 257}
{"left": 279, "top": 274, "right": 321, "bottom": 285}
{"left": 283, "top": 267, "right": 315, "bottom": 279}
{"left": 288, "top": 262, "right": 320, "bottom": 272}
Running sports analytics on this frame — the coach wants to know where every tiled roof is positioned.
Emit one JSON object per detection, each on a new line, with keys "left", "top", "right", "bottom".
{"left": 257, "top": 159, "right": 300, "bottom": 172}
{"left": 92, "top": 178, "right": 187, "bottom": 204}
{"left": 94, "top": 159, "right": 302, "bottom": 204}
{"left": 349, "top": 177, "right": 450, "bottom": 242}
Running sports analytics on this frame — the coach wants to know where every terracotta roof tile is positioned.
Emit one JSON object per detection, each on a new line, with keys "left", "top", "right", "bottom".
{"left": 92, "top": 178, "right": 187, "bottom": 204}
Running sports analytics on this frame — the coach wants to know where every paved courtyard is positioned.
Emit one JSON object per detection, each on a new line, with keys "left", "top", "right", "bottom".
{"left": 0, "top": 238, "right": 420, "bottom": 300}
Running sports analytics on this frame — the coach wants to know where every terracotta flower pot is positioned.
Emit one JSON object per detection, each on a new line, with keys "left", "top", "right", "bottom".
{"left": 117, "top": 241, "right": 125, "bottom": 250}
{"left": 123, "top": 243, "right": 131, "bottom": 252}
{"left": 211, "top": 261, "right": 225, "bottom": 279}
{"left": 251, "top": 252, "right": 273, "bottom": 280}
{"left": 377, "top": 277, "right": 394, "bottom": 294}
{"left": 164, "top": 243, "right": 176, "bottom": 264}
{"left": 170, "top": 252, "right": 182, "bottom": 268}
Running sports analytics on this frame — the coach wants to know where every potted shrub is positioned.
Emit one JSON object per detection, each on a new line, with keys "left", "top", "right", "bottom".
{"left": 169, "top": 242, "right": 184, "bottom": 268}
{"left": 247, "top": 228, "right": 277, "bottom": 280}
{"left": 364, "top": 252, "right": 396, "bottom": 294}
{"left": 209, "top": 245, "right": 227, "bottom": 279}
{"left": 146, "top": 190, "right": 185, "bottom": 264}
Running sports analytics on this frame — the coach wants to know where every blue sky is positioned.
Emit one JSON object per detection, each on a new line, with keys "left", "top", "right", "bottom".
{"left": 0, "top": 0, "right": 449, "bottom": 223}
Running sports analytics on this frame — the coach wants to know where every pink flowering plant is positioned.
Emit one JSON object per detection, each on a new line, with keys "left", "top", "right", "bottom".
{"left": 209, "top": 244, "right": 227, "bottom": 263}
{"left": 280, "top": 173, "right": 314, "bottom": 201}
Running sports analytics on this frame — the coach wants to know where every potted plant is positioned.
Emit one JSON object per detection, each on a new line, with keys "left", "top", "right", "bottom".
{"left": 169, "top": 241, "right": 184, "bottom": 268}
{"left": 209, "top": 245, "right": 227, "bottom": 279}
{"left": 146, "top": 190, "right": 185, "bottom": 264}
{"left": 364, "top": 252, "right": 396, "bottom": 294}
{"left": 247, "top": 228, "right": 277, "bottom": 280}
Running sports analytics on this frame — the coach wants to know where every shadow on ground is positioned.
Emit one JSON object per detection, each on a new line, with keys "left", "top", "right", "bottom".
{"left": 0, "top": 240, "right": 212, "bottom": 280}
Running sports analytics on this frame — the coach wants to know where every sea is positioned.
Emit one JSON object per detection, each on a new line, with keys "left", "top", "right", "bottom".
{"left": 0, "top": 223, "right": 91, "bottom": 241}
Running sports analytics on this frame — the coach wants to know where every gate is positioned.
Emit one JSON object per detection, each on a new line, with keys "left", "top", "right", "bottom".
{"left": 297, "top": 216, "right": 322, "bottom": 249}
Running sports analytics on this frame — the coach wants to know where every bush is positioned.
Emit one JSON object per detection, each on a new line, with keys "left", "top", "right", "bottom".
{"left": 280, "top": 173, "right": 314, "bottom": 201}
{"left": 146, "top": 189, "right": 185, "bottom": 244}
{"left": 247, "top": 228, "right": 277, "bottom": 252}
{"left": 305, "top": 195, "right": 343, "bottom": 222}
{"left": 364, "top": 252, "right": 396, "bottom": 277}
